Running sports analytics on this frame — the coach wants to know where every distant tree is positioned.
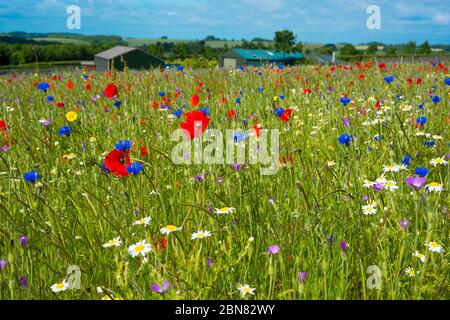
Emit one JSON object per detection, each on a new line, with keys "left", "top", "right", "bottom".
{"left": 386, "top": 46, "right": 398, "bottom": 55}
{"left": 340, "top": 44, "right": 359, "bottom": 56}
{"left": 323, "top": 43, "right": 338, "bottom": 51}
{"left": 404, "top": 41, "right": 416, "bottom": 54}
{"left": 161, "top": 36, "right": 168, "bottom": 40}
{"left": 294, "top": 42, "right": 304, "bottom": 53}
{"left": 418, "top": 41, "right": 431, "bottom": 54}
{"left": 367, "top": 43, "right": 378, "bottom": 54}
{"left": 305, "top": 48, "right": 311, "bottom": 54}
{"left": 274, "top": 30, "right": 296, "bottom": 53}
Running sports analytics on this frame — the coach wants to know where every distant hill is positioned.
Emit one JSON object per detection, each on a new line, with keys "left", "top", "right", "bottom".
{"left": 0, "top": 32, "right": 127, "bottom": 46}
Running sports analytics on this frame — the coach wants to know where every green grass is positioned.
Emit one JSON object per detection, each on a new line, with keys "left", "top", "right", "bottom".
{"left": 0, "top": 63, "right": 448, "bottom": 300}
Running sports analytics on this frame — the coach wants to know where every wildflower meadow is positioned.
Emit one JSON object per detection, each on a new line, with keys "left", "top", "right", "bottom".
{"left": 0, "top": 62, "right": 449, "bottom": 300}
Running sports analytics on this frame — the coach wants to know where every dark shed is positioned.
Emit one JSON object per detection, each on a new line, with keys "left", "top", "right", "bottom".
{"left": 94, "top": 46, "right": 164, "bottom": 72}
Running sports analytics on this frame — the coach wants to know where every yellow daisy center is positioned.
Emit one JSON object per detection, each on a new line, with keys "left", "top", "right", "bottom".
{"left": 429, "top": 182, "right": 441, "bottom": 187}
{"left": 166, "top": 225, "right": 177, "bottom": 231}
{"left": 134, "top": 245, "right": 145, "bottom": 252}
{"left": 56, "top": 283, "right": 65, "bottom": 289}
{"left": 244, "top": 287, "right": 252, "bottom": 293}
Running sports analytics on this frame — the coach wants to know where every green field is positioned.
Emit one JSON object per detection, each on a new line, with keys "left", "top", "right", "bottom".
{"left": 0, "top": 63, "right": 448, "bottom": 300}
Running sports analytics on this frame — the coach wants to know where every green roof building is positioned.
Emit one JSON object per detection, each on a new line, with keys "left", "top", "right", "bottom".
{"left": 219, "top": 49, "right": 303, "bottom": 68}
{"left": 94, "top": 46, "right": 164, "bottom": 72}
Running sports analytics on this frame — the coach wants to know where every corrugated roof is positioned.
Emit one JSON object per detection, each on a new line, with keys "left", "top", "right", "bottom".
{"left": 233, "top": 49, "right": 303, "bottom": 61}
{"left": 95, "top": 46, "right": 137, "bottom": 60}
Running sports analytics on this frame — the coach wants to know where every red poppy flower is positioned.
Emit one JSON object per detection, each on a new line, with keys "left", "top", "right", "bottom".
{"left": 85, "top": 83, "right": 91, "bottom": 91}
{"left": 140, "top": 146, "right": 149, "bottom": 157}
{"left": 152, "top": 101, "right": 159, "bottom": 109}
{"left": 66, "top": 80, "right": 74, "bottom": 90}
{"left": 406, "top": 77, "right": 413, "bottom": 85}
{"left": 180, "top": 110, "right": 210, "bottom": 140}
{"left": 57, "top": 102, "right": 65, "bottom": 108}
{"left": 104, "top": 83, "right": 118, "bottom": 98}
{"left": 0, "top": 120, "right": 7, "bottom": 130}
{"left": 253, "top": 122, "right": 261, "bottom": 137}
{"left": 280, "top": 109, "right": 293, "bottom": 122}
{"left": 416, "top": 78, "right": 423, "bottom": 85}
{"left": 227, "top": 109, "right": 236, "bottom": 121}
{"left": 191, "top": 94, "right": 199, "bottom": 107}
{"left": 378, "top": 63, "right": 386, "bottom": 70}
{"left": 104, "top": 149, "right": 131, "bottom": 177}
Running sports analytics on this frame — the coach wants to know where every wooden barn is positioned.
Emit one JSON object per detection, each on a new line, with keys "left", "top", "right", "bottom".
{"left": 94, "top": 46, "right": 164, "bottom": 72}
{"left": 219, "top": 49, "right": 303, "bottom": 68}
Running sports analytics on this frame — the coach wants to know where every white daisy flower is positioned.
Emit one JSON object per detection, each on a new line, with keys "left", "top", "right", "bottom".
{"left": 385, "top": 180, "right": 398, "bottom": 191}
{"left": 430, "top": 157, "right": 448, "bottom": 166}
{"left": 133, "top": 216, "right": 151, "bottom": 226}
{"left": 191, "top": 230, "right": 212, "bottom": 240}
{"left": 160, "top": 225, "right": 182, "bottom": 235}
{"left": 128, "top": 240, "right": 152, "bottom": 258}
{"left": 51, "top": 280, "right": 69, "bottom": 293}
{"left": 102, "top": 236, "right": 122, "bottom": 248}
{"left": 413, "top": 251, "right": 426, "bottom": 263}
{"left": 237, "top": 284, "right": 256, "bottom": 296}
{"left": 425, "top": 242, "right": 444, "bottom": 253}
{"left": 405, "top": 267, "right": 417, "bottom": 277}
{"left": 383, "top": 164, "right": 400, "bottom": 173}
{"left": 363, "top": 180, "right": 376, "bottom": 188}
{"left": 326, "top": 160, "right": 336, "bottom": 167}
{"left": 425, "top": 182, "right": 444, "bottom": 193}
{"left": 415, "top": 131, "right": 425, "bottom": 136}
{"left": 215, "top": 207, "right": 236, "bottom": 215}
{"left": 362, "top": 201, "right": 377, "bottom": 215}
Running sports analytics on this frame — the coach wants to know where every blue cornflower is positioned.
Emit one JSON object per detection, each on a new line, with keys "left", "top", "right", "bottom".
{"left": 274, "top": 108, "right": 285, "bottom": 117}
{"left": 417, "top": 104, "right": 424, "bottom": 109}
{"left": 199, "top": 108, "right": 210, "bottom": 116}
{"left": 338, "top": 133, "right": 352, "bottom": 145}
{"left": 415, "top": 167, "right": 429, "bottom": 177}
{"left": 126, "top": 162, "right": 144, "bottom": 175}
{"left": 37, "top": 82, "right": 49, "bottom": 91}
{"left": 24, "top": 170, "right": 41, "bottom": 183}
{"left": 47, "top": 96, "right": 54, "bottom": 101}
{"left": 257, "top": 87, "right": 264, "bottom": 91}
{"left": 396, "top": 94, "right": 403, "bottom": 100}
{"left": 173, "top": 109, "right": 183, "bottom": 118}
{"left": 384, "top": 76, "right": 394, "bottom": 83}
{"left": 177, "top": 65, "right": 185, "bottom": 71}
{"left": 159, "top": 91, "right": 165, "bottom": 97}
{"left": 82, "top": 74, "right": 89, "bottom": 79}
{"left": 279, "top": 95, "right": 285, "bottom": 100}
{"left": 278, "top": 64, "right": 284, "bottom": 70}
{"left": 432, "top": 95, "right": 440, "bottom": 104}
{"left": 235, "top": 98, "right": 241, "bottom": 104}
{"left": 402, "top": 154, "right": 411, "bottom": 166}
{"left": 115, "top": 140, "right": 132, "bottom": 151}
{"left": 339, "top": 97, "right": 351, "bottom": 106}
{"left": 114, "top": 100, "right": 122, "bottom": 107}
{"left": 424, "top": 141, "right": 435, "bottom": 147}
{"left": 416, "top": 116, "right": 427, "bottom": 125}
{"left": 445, "top": 78, "right": 450, "bottom": 86}
{"left": 58, "top": 126, "right": 72, "bottom": 136}
{"left": 234, "top": 131, "right": 246, "bottom": 143}
{"left": 76, "top": 99, "right": 84, "bottom": 105}
{"left": 374, "top": 135, "right": 384, "bottom": 141}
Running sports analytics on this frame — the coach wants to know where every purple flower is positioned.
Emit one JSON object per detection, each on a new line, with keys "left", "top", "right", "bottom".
{"left": 231, "top": 163, "right": 245, "bottom": 171}
{"left": 399, "top": 219, "right": 410, "bottom": 231}
{"left": 19, "top": 236, "right": 29, "bottom": 247}
{"left": 362, "top": 195, "right": 369, "bottom": 201}
{"left": 405, "top": 176, "right": 426, "bottom": 191}
{"left": 340, "top": 241, "right": 347, "bottom": 253}
{"left": 267, "top": 244, "right": 280, "bottom": 255}
{"left": 327, "top": 234, "right": 334, "bottom": 245}
{"left": 193, "top": 173, "right": 204, "bottom": 182}
{"left": 0, "top": 259, "right": 6, "bottom": 271}
{"left": 298, "top": 272, "right": 308, "bottom": 283}
{"left": 150, "top": 280, "right": 171, "bottom": 295}
{"left": 268, "top": 197, "right": 275, "bottom": 205}
{"left": 1, "top": 145, "right": 9, "bottom": 152}
{"left": 217, "top": 177, "right": 223, "bottom": 183}
{"left": 40, "top": 119, "right": 51, "bottom": 126}
{"left": 372, "top": 183, "right": 385, "bottom": 192}
{"left": 342, "top": 117, "right": 350, "bottom": 128}
{"left": 207, "top": 257, "right": 213, "bottom": 267}
{"left": 19, "top": 276, "right": 28, "bottom": 288}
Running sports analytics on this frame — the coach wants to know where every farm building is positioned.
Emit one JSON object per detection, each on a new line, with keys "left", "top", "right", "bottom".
{"left": 219, "top": 49, "right": 303, "bottom": 68}
{"left": 94, "top": 46, "right": 164, "bottom": 72}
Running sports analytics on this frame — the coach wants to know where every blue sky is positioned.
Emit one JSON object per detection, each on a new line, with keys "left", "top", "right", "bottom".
{"left": 0, "top": 0, "right": 449, "bottom": 44}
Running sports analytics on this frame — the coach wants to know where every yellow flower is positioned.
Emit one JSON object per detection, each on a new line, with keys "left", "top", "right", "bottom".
{"left": 65, "top": 111, "right": 78, "bottom": 122}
